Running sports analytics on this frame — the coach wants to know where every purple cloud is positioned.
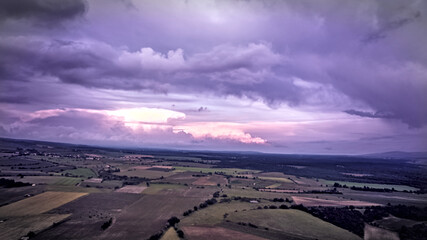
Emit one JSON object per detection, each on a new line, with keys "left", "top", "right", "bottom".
{"left": 0, "top": 0, "right": 426, "bottom": 153}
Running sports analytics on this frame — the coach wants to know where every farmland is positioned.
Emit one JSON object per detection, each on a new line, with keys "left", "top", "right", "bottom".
{"left": 0, "top": 191, "right": 87, "bottom": 217}
{"left": 226, "top": 209, "right": 361, "bottom": 240}
{"left": 0, "top": 214, "right": 71, "bottom": 240}
{"left": 0, "top": 137, "right": 426, "bottom": 240}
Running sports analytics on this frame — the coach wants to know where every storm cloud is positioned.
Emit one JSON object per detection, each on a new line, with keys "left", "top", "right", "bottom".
{"left": 0, "top": 0, "right": 426, "bottom": 153}
{"left": 0, "top": 0, "right": 86, "bottom": 25}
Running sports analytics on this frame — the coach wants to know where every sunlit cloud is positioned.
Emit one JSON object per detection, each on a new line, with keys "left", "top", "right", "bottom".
{"left": 174, "top": 122, "right": 266, "bottom": 144}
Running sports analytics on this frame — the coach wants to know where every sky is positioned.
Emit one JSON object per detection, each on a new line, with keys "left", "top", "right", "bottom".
{"left": 0, "top": 0, "right": 426, "bottom": 154}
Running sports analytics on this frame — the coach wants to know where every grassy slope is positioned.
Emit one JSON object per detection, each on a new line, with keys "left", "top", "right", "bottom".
{"left": 226, "top": 209, "right": 361, "bottom": 240}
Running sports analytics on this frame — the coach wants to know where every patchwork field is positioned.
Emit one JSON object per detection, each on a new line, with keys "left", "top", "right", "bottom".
{"left": 1, "top": 138, "right": 426, "bottom": 239}
{"left": 0, "top": 191, "right": 87, "bottom": 217}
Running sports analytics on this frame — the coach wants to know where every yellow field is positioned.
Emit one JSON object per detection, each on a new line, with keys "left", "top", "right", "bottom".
{"left": 0, "top": 191, "right": 87, "bottom": 217}
{"left": 258, "top": 176, "right": 293, "bottom": 183}
{"left": 0, "top": 214, "right": 71, "bottom": 240}
{"left": 160, "top": 227, "right": 180, "bottom": 240}
{"left": 265, "top": 183, "right": 281, "bottom": 188}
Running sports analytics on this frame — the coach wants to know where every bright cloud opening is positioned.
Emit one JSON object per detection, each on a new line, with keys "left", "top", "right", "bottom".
{"left": 174, "top": 122, "right": 266, "bottom": 144}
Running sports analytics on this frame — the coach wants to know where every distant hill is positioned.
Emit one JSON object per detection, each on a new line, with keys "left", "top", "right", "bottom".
{"left": 362, "top": 151, "right": 427, "bottom": 160}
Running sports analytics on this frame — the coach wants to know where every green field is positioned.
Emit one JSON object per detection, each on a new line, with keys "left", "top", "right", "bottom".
{"left": 226, "top": 209, "right": 361, "bottom": 240}
{"left": 0, "top": 214, "right": 71, "bottom": 240}
{"left": 62, "top": 168, "right": 97, "bottom": 178}
{"left": 180, "top": 201, "right": 266, "bottom": 226}
{"left": 321, "top": 180, "right": 418, "bottom": 191}
{"left": 142, "top": 183, "right": 187, "bottom": 195}
{"left": 173, "top": 166, "right": 259, "bottom": 175}
{"left": 258, "top": 176, "right": 293, "bottom": 183}
{"left": 0, "top": 191, "right": 88, "bottom": 217}
{"left": 115, "top": 169, "right": 176, "bottom": 179}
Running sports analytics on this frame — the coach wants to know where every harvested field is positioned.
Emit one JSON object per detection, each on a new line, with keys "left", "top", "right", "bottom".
{"left": 226, "top": 209, "right": 361, "bottom": 240}
{"left": 0, "top": 214, "right": 71, "bottom": 240}
{"left": 182, "top": 226, "right": 267, "bottom": 240}
{"left": 364, "top": 224, "right": 399, "bottom": 240}
{"left": 0, "top": 191, "right": 88, "bottom": 217}
{"left": 291, "top": 196, "right": 381, "bottom": 207}
{"left": 115, "top": 185, "right": 147, "bottom": 193}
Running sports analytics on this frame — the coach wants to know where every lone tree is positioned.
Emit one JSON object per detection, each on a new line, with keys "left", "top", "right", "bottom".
{"left": 167, "top": 216, "right": 180, "bottom": 227}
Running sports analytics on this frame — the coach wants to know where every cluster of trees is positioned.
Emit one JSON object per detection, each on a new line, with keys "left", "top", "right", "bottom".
{"left": 302, "top": 188, "right": 342, "bottom": 194}
{"left": 0, "top": 178, "right": 31, "bottom": 188}
{"left": 237, "top": 222, "right": 258, "bottom": 228}
{"left": 272, "top": 197, "right": 292, "bottom": 203}
{"left": 234, "top": 175, "right": 249, "bottom": 179}
{"left": 183, "top": 198, "right": 218, "bottom": 217}
{"left": 333, "top": 182, "right": 399, "bottom": 193}
{"left": 148, "top": 216, "right": 185, "bottom": 240}
{"left": 101, "top": 218, "right": 113, "bottom": 230}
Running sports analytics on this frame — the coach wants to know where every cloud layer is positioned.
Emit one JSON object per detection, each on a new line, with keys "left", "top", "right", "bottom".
{"left": 0, "top": 0, "right": 426, "bottom": 153}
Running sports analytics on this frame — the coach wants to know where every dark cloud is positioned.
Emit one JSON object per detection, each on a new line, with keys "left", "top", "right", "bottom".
{"left": 198, "top": 107, "right": 207, "bottom": 112}
{"left": 0, "top": 0, "right": 86, "bottom": 24}
{"left": 344, "top": 110, "right": 395, "bottom": 119}
{"left": 363, "top": 11, "right": 421, "bottom": 43}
